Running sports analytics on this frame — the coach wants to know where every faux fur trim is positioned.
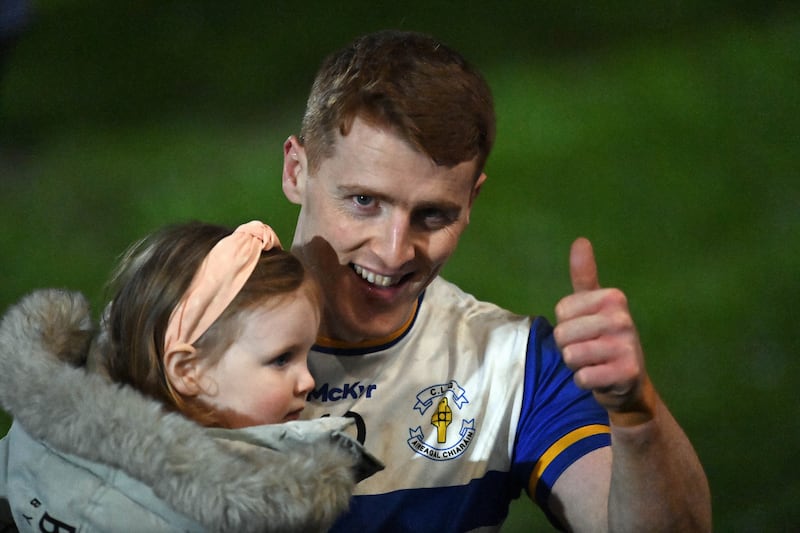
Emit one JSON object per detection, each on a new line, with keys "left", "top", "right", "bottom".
{"left": 0, "top": 289, "right": 363, "bottom": 532}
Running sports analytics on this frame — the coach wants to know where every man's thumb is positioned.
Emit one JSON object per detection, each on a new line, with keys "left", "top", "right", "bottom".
{"left": 570, "top": 237, "right": 600, "bottom": 293}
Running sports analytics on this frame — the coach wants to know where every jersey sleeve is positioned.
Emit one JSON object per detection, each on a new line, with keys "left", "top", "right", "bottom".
{"left": 511, "top": 316, "right": 611, "bottom": 526}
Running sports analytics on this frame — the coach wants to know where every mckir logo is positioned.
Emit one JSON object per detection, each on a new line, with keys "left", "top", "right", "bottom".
{"left": 407, "top": 380, "right": 475, "bottom": 461}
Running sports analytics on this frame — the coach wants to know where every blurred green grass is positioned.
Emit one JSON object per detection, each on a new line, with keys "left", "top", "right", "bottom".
{"left": 1, "top": 2, "right": 798, "bottom": 531}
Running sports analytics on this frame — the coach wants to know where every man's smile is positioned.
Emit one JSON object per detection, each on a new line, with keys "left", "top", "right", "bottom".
{"left": 351, "top": 263, "right": 405, "bottom": 287}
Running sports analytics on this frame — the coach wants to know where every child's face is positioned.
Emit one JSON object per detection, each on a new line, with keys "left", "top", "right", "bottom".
{"left": 194, "top": 286, "right": 318, "bottom": 428}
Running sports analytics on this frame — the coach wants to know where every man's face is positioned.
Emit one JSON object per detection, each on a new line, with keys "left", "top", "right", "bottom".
{"left": 283, "top": 117, "right": 486, "bottom": 343}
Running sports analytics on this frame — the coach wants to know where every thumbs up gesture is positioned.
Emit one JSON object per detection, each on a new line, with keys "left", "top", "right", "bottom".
{"left": 554, "top": 238, "right": 657, "bottom": 427}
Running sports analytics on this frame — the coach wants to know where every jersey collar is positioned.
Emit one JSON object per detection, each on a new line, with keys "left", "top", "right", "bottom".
{"left": 313, "top": 291, "right": 425, "bottom": 355}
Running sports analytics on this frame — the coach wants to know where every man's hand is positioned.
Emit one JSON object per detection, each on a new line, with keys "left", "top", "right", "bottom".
{"left": 552, "top": 239, "right": 711, "bottom": 532}
{"left": 554, "top": 237, "right": 656, "bottom": 427}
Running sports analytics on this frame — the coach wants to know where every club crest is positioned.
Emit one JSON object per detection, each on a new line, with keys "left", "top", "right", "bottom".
{"left": 407, "top": 380, "right": 475, "bottom": 461}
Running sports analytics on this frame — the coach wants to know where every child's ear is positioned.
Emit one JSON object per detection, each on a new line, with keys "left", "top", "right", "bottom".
{"left": 163, "top": 345, "right": 202, "bottom": 396}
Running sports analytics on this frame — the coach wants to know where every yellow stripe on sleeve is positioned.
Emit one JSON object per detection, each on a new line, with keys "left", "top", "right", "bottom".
{"left": 529, "top": 424, "right": 611, "bottom": 494}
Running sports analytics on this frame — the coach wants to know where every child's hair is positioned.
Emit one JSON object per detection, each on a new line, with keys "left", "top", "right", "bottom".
{"left": 98, "top": 221, "right": 319, "bottom": 426}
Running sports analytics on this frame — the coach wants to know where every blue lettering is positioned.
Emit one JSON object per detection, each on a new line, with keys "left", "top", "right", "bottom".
{"left": 342, "top": 382, "right": 360, "bottom": 399}
{"left": 307, "top": 383, "right": 329, "bottom": 401}
{"left": 309, "top": 382, "right": 378, "bottom": 402}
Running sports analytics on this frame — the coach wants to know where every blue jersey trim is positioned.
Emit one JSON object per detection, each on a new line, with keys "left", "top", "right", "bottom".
{"left": 329, "top": 470, "right": 522, "bottom": 533}
{"left": 532, "top": 432, "right": 612, "bottom": 505}
{"left": 511, "top": 316, "right": 611, "bottom": 528}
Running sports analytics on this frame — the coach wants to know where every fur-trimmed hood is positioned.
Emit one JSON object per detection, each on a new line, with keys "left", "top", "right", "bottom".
{"left": 0, "top": 289, "right": 382, "bottom": 532}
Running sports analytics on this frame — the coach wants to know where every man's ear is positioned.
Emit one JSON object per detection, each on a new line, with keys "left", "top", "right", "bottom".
{"left": 465, "top": 172, "right": 487, "bottom": 223}
{"left": 282, "top": 135, "right": 308, "bottom": 205}
{"left": 469, "top": 172, "right": 487, "bottom": 207}
{"left": 163, "top": 345, "right": 202, "bottom": 397}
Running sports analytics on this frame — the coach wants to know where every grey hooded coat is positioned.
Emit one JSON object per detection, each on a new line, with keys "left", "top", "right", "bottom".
{"left": 0, "top": 289, "right": 382, "bottom": 532}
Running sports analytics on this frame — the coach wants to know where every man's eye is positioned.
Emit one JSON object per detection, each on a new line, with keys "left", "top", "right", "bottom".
{"left": 414, "top": 208, "right": 457, "bottom": 230}
{"left": 353, "top": 195, "right": 374, "bottom": 207}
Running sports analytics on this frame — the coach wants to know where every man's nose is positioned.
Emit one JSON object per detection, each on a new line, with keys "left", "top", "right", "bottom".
{"left": 375, "top": 212, "right": 416, "bottom": 269}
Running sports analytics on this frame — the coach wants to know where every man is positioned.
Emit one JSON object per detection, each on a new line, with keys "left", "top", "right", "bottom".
{"left": 282, "top": 30, "right": 711, "bottom": 532}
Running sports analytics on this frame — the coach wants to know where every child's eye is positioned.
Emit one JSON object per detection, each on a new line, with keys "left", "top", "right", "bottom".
{"left": 268, "top": 353, "right": 291, "bottom": 367}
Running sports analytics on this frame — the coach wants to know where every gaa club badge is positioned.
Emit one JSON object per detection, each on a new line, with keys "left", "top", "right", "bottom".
{"left": 407, "top": 380, "right": 475, "bottom": 461}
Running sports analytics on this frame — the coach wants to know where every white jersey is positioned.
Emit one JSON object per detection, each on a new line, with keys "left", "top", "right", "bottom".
{"left": 304, "top": 277, "right": 610, "bottom": 532}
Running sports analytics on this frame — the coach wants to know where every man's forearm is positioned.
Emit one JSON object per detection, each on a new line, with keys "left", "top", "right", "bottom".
{"left": 608, "top": 396, "right": 712, "bottom": 532}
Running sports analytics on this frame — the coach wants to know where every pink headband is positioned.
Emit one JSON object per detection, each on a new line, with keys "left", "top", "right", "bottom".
{"left": 163, "top": 220, "right": 281, "bottom": 357}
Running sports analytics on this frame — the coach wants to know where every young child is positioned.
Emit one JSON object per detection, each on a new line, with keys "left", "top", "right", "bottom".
{"left": 98, "top": 219, "right": 319, "bottom": 429}
{"left": 0, "top": 220, "right": 381, "bottom": 533}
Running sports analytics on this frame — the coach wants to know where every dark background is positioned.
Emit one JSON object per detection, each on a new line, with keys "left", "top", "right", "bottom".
{"left": 1, "top": 1, "right": 798, "bottom": 530}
